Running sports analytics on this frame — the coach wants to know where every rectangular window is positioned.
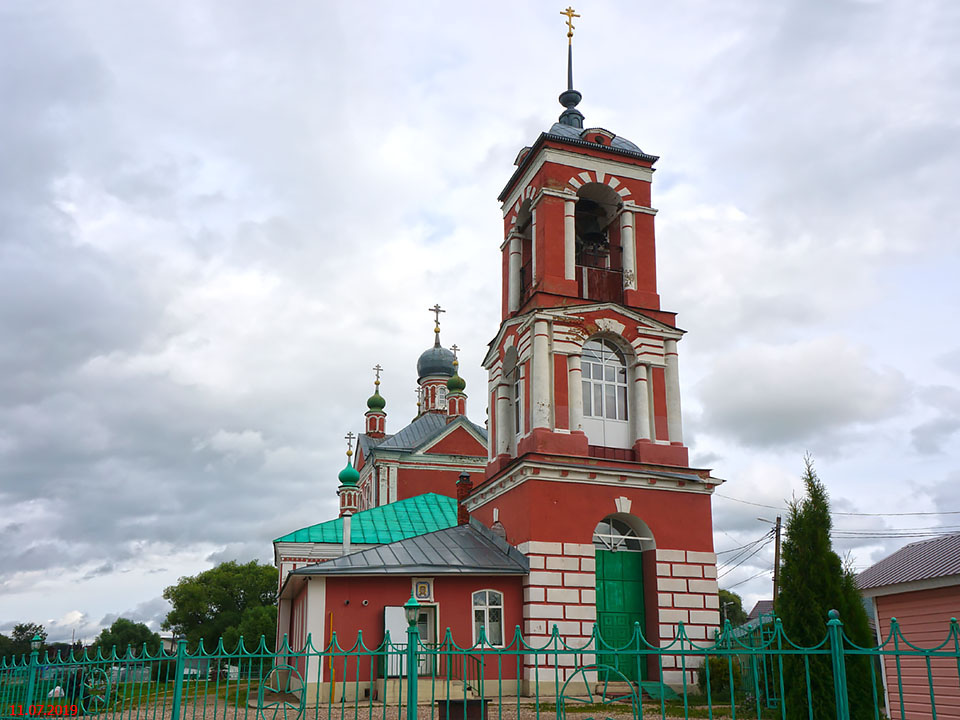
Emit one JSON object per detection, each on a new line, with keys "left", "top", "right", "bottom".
{"left": 605, "top": 384, "right": 617, "bottom": 419}
{"left": 582, "top": 380, "right": 592, "bottom": 416}
{"left": 617, "top": 385, "right": 628, "bottom": 421}
{"left": 472, "top": 590, "right": 504, "bottom": 646}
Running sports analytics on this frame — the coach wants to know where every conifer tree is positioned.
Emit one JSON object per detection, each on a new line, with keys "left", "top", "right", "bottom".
{"left": 776, "top": 457, "right": 875, "bottom": 720}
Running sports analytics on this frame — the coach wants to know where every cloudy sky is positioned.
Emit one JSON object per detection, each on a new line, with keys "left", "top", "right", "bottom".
{"left": 1, "top": 0, "right": 958, "bottom": 642}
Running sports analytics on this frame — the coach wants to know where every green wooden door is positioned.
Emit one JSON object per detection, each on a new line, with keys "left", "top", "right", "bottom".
{"left": 595, "top": 549, "right": 646, "bottom": 681}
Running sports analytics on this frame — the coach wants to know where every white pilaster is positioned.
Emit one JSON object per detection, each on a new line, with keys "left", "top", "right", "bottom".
{"left": 620, "top": 209, "right": 636, "bottom": 290}
{"left": 304, "top": 578, "right": 326, "bottom": 684}
{"left": 508, "top": 234, "right": 521, "bottom": 312}
{"left": 532, "top": 319, "right": 552, "bottom": 430}
{"left": 633, "top": 363, "right": 651, "bottom": 441}
{"left": 664, "top": 339, "right": 683, "bottom": 443}
{"left": 378, "top": 466, "right": 387, "bottom": 507}
{"left": 387, "top": 464, "right": 398, "bottom": 503}
{"left": 567, "top": 353, "right": 583, "bottom": 432}
{"left": 564, "top": 199, "right": 576, "bottom": 280}
{"left": 496, "top": 382, "right": 512, "bottom": 455}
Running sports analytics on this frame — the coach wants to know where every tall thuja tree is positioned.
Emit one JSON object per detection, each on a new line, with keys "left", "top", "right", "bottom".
{"left": 776, "top": 457, "right": 874, "bottom": 720}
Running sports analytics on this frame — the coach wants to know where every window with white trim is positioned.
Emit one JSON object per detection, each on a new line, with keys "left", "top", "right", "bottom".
{"left": 472, "top": 590, "right": 504, "bottom": 646}
{"left": 582, "top": 339, "right": 628, "bottom": 421}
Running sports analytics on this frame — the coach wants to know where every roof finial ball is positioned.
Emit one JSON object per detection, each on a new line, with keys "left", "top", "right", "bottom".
{"left": 558, "top": 6, "right": 584, "bottom": 129}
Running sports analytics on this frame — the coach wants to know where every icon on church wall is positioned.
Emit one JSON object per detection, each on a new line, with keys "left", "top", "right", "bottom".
{"left": 413, "top": 578, "right": 433, "bottom": 602}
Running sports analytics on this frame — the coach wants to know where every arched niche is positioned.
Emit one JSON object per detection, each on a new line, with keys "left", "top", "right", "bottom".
{"left": 515, "top": 199, "right": 533, "bottom": 299}
{"left": 575, "top": 182, "right": 623, "bottom": 270}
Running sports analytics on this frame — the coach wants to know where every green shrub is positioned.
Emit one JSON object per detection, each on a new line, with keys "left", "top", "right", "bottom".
{"left": 697, "top": 656, "right": 744, "bottom": 702}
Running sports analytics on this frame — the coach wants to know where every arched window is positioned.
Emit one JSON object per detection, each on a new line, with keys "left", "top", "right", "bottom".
{"left": 593, "top": 518, "right": 645, "bottom": 552}
{"left": 582, "top": 339, "right": 628, "bottom": 421}
{"left": 581, "top": 338, "right": 630, "bottom": 448}
{"left": 472, "top": 590, "right": 504, "bottom": 646}
{"left": 437, "top": 386, "right": 448, "bottom": 409}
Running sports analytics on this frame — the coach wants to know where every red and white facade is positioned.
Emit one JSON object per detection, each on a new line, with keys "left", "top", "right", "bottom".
{"left": 274, "top": 78, "right": 724, "bottom": 696}
{"left": 471, "top": 121, "right": 722, "bottom": 687}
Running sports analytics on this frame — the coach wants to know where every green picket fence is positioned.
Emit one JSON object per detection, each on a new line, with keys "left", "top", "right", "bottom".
{"left": 2, "top": 610, "right": 958, "bottom": 720}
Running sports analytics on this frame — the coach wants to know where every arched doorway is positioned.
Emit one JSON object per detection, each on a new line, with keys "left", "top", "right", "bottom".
{"left": 592, "top": 514, "right": 654, "bottom": 682}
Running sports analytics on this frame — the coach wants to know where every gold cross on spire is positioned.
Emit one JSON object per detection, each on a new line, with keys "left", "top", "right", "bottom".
{"left": 429, "top": 303, "right": 445, "bottom": 331}
{"left": 344, "top": 431, "right": 355, "bottom": 457}
{"left": 561, "top": 6, "right": 580, "bottom": 42}
{"left": 373, "top": 363, "right": 383, "bottom": 386}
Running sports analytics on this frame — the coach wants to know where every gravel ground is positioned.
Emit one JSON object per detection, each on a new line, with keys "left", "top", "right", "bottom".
{"left": 78, "top": 699, "right": 734, "bottom": 720}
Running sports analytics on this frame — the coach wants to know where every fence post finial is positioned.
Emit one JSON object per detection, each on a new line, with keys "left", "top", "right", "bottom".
{"left": 827, "top": 609, "right": 851, "bottom": 720}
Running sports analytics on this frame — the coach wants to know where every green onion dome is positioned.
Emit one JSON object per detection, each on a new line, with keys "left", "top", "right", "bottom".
{"left": 446, "top": 365, "right": 466, "bottom": 393}
{"left": 367, "top": 388, "right": 386, "bottom": 412}
{"left": 338, "top": 460, "right": 360, "bottom": 486}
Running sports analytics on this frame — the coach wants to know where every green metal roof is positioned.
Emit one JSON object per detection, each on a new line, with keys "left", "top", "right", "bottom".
{"left": 273, "top": 493, "right": 458, "bottom": 545}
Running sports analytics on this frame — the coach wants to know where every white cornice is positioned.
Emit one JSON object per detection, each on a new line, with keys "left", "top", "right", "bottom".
{"left": 465, "top": 462, "right": 716, "bottom": 510}
{"left": 502, "top": 147, "right": 655, "bottom": 217}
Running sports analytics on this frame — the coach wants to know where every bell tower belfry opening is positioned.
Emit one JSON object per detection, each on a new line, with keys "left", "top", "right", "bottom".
{"left": 466, "top": 10, "right": 723, "bottom": 692}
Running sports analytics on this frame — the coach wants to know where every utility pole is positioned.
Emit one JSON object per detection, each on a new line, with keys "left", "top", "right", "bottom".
{"left": 772, "top": 514, "right": 782, "bottom": 600}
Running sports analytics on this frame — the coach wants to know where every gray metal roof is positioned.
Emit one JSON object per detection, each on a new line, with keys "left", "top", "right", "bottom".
{"left": 746, "top": 600, "right": 774, "bottom": 622}
{"left": 546, "top": 123, "right": 647, "bottom": 155}
{"left": 499, "top": 128, "right": 659, "bottom": 202}
{"left": 290, "top": 519, "right": 529, "bottom": 576}
{"left": 370, "top": 413, "right": 487, "bottom": 452}
{"left": 857, "top": 532, "right": 960, "bottom": 591}
{"left": 357, "top": 432, "right": 390, "bottom": 458}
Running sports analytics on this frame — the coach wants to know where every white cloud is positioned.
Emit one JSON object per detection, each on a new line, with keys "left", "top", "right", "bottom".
{"left": 696, "top": 338, "right": 909, "bottom": 448}
{"left": 0, "top": 0, "right": 957, "bottom": 640}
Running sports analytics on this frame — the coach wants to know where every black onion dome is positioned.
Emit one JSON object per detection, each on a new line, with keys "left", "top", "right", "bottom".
{"left": 417, "top": 345, "right": 456, "bottom": 381}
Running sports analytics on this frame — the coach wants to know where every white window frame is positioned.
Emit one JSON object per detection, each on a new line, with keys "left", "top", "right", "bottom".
{"left": 471, "top": 589, "right": 505, "bottom": 647}
{"left": 581, "top": 339, "right": 629, "bottom": 421}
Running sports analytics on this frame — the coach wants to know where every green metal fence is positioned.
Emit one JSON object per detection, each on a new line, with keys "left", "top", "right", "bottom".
{"left": 2, "top": 609, "right": 959, "bottom": 720}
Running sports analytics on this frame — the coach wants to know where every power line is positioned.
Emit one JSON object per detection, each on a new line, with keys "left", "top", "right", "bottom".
{"left": 716, "top": 530, "right": 775, "bottom": 555}
{"left": 718, "top": 535, "right": 774, "bottom": 579}
{"left": 716, "top": 531, "right": 773, "bottom": 569}
{"left": 714, "top": 492, "right": 960, "bottom": 517}
{"left": 726, "top": 568, "right": 771, "bottom": 590}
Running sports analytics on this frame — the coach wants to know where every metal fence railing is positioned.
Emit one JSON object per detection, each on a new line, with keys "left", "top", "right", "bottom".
{"left": 2, "top": 610, "right": 958, "bottom": 720}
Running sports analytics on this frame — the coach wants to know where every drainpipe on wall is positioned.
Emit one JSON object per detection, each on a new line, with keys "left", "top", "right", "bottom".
{"left": 342, "top": 512, "right": 352, "bottom": 555}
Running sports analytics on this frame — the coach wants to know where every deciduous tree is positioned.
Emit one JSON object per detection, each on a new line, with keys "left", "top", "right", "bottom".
{"left": 162, "top": 560, "right": 278, "bottom": 651}
{"left": 94, "top": 618, "right": 162, "bottom": 657}
{"left": 718, "top": 589, "right": 748, "bottom": 626}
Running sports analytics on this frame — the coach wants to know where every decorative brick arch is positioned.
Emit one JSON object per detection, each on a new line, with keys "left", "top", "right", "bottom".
{"left": 506, "top": 185, "right": 539, "bottom": 230}
{"left": 566, "top": 170, "right": 632, "bottom": 200}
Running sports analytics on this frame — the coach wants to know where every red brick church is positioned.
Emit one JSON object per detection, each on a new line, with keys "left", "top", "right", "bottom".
{"left": 273, "top": 17, "right": 722, "bottom": 696}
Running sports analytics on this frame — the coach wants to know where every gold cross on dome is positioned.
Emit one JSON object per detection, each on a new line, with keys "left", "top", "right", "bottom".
{"left": 451, "top": 344, "right": 460, "bottom": 360}
{"left": 373, "top": 363, "right": 383, "bottom": 385}
{"left": 561, "top": 7, "right": 580, "bottom": 40}
{"left": 344, "top": 431, "right": 355, "bottom": 456}
{"left": 429, "top": 303, "right": 445, "bottom": 330}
